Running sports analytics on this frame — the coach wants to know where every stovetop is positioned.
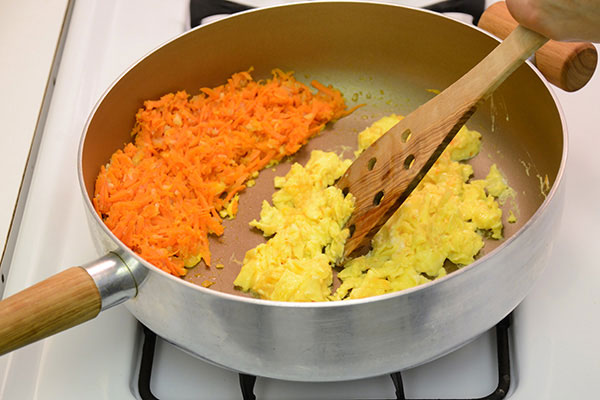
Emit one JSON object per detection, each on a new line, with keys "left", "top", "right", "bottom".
{"left": 1, "top": 0, "right": 599, "bottom": 399}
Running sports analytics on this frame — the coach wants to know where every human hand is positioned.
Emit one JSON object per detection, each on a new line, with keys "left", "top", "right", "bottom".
{"left": 505, "top": 0, "right": 600, "bottom": 42}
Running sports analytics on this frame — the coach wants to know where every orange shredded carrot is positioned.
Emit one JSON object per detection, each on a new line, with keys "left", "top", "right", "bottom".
{"left": 93, "top": 69, "right": 353, "bottom": 277}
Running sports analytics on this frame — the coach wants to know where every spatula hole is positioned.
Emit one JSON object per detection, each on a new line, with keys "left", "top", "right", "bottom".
{"left": 401, "top": 129, "right": 412, "bottom": 143}
{"left": 373, "top": 190, "right": 384, "bottom": 206}
{"left": 348, "top": 224, "right": 356, "bottom": 238}
{"left": 404, "top": 154, "right": 415, "bottom": 170}
{"left": 342, "top": 187, "right": 349, "bottom": 196}
{"left": 367, "top": 157, "right": 377, "bottom": 171}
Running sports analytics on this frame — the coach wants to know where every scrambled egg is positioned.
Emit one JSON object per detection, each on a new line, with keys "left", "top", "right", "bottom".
{"left": 234, "top": 115, "right": 511, "bottom": 301}
{"left": 233, "top": 151, "right": 354, "bottom": 301}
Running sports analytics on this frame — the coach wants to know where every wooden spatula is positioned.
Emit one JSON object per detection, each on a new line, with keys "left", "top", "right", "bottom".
{"left": 337, "top": 25, "right": 548, "bottom": 258}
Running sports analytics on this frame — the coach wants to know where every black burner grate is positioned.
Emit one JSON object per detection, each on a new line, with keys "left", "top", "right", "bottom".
{"left": 389, "top": 315, "right": 512, "bottom": 400}
{"left": 189, "top": 0, "right": 486, "bottom": 29}
{"left": 137, "top": 314, "right": 511, "bottom": 400}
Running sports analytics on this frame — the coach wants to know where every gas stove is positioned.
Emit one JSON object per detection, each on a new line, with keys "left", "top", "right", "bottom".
{"left": 1, "top": 1, "right": 599, "bottom": 399}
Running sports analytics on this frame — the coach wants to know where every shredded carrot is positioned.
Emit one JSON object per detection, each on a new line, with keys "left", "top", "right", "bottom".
{"left": 93, "top": 69, "right": 353, "bottom": 277}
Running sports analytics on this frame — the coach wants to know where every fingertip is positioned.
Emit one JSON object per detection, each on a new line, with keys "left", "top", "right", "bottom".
{"left": 505, "top": 0, "right": 535, "bottom": 27}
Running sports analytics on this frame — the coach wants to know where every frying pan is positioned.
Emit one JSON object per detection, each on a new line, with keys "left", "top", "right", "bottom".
{"left": 0, "top": 2, "right": 579, "bottom": 381}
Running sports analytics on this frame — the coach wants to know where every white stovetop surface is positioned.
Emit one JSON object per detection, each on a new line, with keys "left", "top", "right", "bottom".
{"left": 0, "top": 0, "right": 69, "bottom": 273}
{"left": 1, "top": 0, "right": 599, "bottom": 399}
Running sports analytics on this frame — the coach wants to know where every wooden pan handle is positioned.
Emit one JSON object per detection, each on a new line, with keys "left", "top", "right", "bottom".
{"left": 478, "top": 1, "right": 597, "bottom": 91}
{"left": 0, "top": 267, "right": 101, "bottom": 355}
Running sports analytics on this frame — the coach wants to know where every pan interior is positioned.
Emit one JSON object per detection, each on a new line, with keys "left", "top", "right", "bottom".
{"left": 80, "top": 2, "right": 563, "bottom": 297}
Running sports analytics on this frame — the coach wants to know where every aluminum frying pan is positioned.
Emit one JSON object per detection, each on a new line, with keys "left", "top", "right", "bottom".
{"left": 0, "top": 2, "right": 582, "bottom": 381}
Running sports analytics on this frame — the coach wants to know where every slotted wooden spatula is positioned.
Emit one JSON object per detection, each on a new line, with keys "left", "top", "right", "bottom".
{"left": 337, "top": 25, "right": 548, "bottom": 258}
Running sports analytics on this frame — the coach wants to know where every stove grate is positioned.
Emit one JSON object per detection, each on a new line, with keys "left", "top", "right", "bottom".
{"left": 390, "top": 314, "right": 511, "bottom": 400}
{"left": 189, "top": 0, "right": 486, "bottom": 30}
{"left": 137, "top": 314, "right": 511, "bottom": 400}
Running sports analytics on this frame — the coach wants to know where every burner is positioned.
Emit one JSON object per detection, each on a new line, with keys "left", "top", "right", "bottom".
{"left": 136, "top": 314, "right": 511, "bottom": 400}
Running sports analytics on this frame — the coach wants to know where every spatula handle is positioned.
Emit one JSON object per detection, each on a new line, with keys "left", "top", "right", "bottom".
{"left": 478, "top": 1, "right": 597, "bottom": 92}
{"left": 457, "top": 25, "right": 548, "bottom": 101}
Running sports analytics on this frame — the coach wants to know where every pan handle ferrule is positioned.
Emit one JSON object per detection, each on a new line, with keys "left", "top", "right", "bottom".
{"left": 83, "top": 252, "right": 138, "bottom": 311}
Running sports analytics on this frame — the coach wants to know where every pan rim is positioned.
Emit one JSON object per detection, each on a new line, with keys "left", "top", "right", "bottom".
{"left": 77, "top": 0, "right": 568, "bottom": 309}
